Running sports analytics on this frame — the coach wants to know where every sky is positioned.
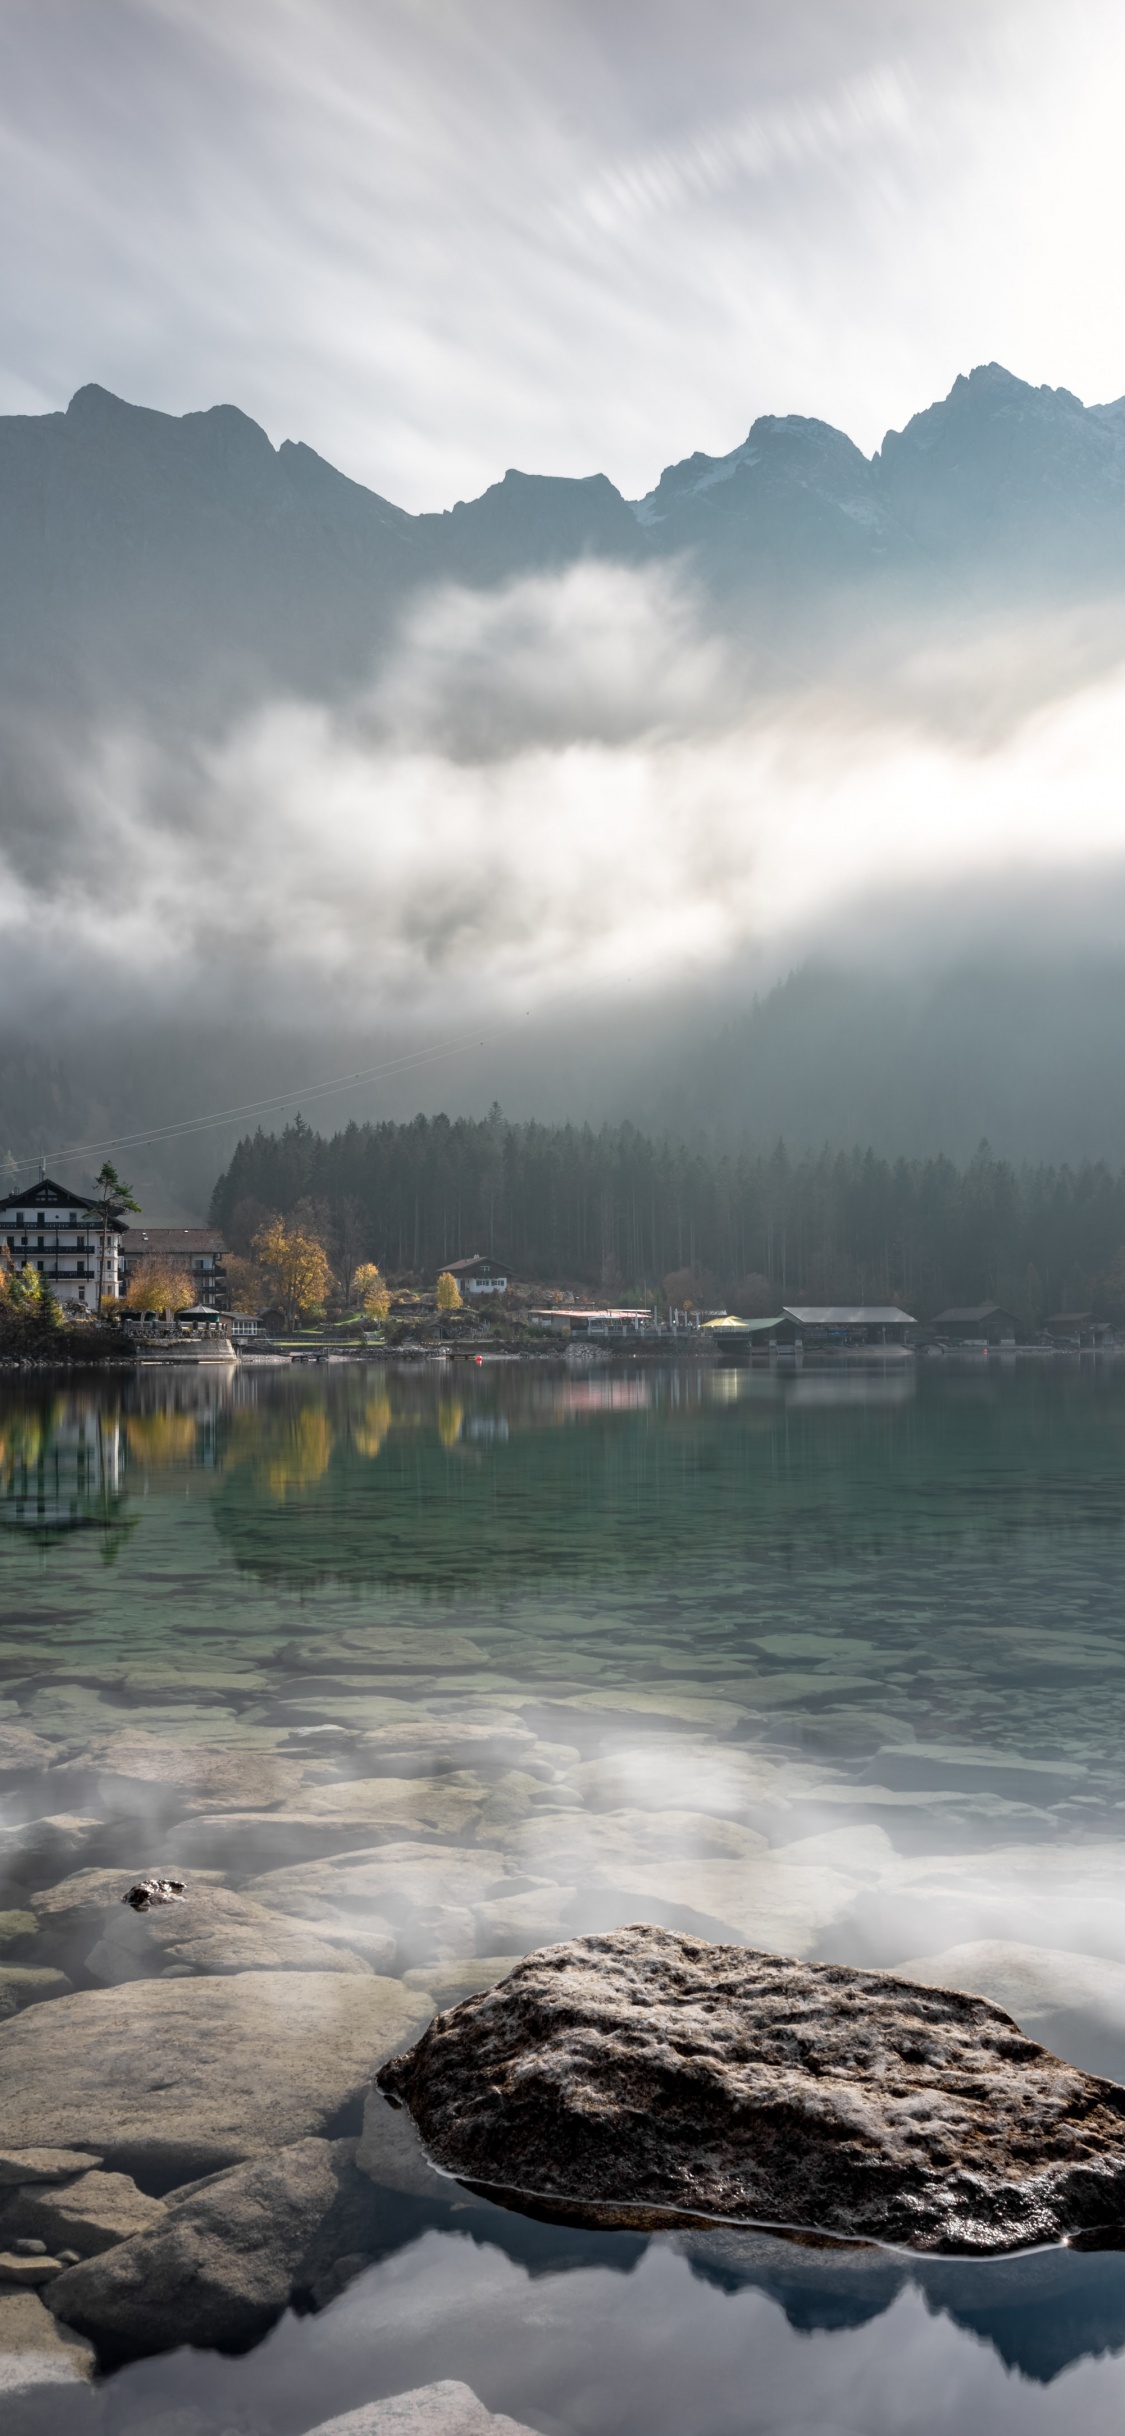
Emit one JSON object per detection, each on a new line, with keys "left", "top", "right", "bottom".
{"left": 3, "top": 0, "right": 1125, "bottom": 509}
{"left": 6, "top": 0, "right": 1125, "bottom": 1190}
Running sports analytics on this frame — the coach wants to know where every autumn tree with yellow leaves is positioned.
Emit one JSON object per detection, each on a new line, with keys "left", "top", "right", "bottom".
{"left": 223, "top": 1253, "right": 265, "bottom": 1314}
{"left": 351, "top": 1262, "right": 390, "bottom": 1320}
{"left": 435, "top": 1271, "right": 462, "bottom": 1313}
{"left": 252, "top": 1218, "right": 332, "bottom": 1328}
{"left": 122, "top": 1257, "right": 193, "bottom": 1315}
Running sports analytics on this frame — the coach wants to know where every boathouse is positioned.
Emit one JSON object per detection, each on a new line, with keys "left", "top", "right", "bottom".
{"left": 932, "top": 1303, "right": 1018, "bottom": 1345}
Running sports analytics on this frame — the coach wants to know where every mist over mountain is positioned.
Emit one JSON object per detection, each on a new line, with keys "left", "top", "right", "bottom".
{"left": 6, "top": 362, "right": 1125, "bottom": 726}
{"left": 0, "top": 381, "right": 644, "bottom": 725}
{"left": 6, "top": 358, "right": 1125, "bottom": 1210}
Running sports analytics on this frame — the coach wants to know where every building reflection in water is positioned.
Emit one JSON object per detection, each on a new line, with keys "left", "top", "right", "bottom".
{"left": 0, "top": 1394, "right": 125, "bottom": 1536}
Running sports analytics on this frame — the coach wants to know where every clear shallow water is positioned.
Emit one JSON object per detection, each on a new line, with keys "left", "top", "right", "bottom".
{"left": 5, "top": 1357, "right": 1125, "bottom": 2431}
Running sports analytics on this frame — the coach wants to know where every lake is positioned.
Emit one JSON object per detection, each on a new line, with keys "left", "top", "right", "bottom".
{"left": 5, "top": 1354, "right": 1125, "bottom": 2433}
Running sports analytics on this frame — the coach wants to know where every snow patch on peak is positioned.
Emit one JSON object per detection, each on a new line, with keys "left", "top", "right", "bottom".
{"left": 631, "top": 434, "right": 759, "bottom": 523}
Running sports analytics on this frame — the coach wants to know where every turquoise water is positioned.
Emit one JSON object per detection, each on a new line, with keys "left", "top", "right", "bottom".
{"left": 5, "top": 1356, "right": 1125, "bottom": 2431}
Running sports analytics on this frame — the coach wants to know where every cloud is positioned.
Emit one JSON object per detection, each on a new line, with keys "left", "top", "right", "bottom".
{"left": 5, "top": 560, "right": 1125, "bottom": 1039}
{"left": 368, "top": 562, "right": 735, "bottom": 756}
{"left": 569, "top": 63, "right": 916, "bottom": 237}
{"left": 0, "top": 0, "right": 1115, "bottom": 512}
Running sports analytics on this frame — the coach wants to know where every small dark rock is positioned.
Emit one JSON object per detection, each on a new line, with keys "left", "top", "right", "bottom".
{"left": 379, "top": 1925, "right": 1125, "bottom": 2255}
{"left": 56, "top": 2249, "right": 80, "bottom": 2266}
{"left": 14, "top": 2239, "right": 46, "bottom": 2255}
{"left": 122, "top": 1879, "right": 186, "bottom": 1913}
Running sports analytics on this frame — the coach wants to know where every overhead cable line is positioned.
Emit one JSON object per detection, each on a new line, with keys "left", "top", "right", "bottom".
{"left": 40, "top": 1018, "right": 524, "bottom": 1168}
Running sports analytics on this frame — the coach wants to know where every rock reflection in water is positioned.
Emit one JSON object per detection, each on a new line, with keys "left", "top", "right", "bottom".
{"left": 26, "top": 2211, "right": 1125, "bottom": 2434}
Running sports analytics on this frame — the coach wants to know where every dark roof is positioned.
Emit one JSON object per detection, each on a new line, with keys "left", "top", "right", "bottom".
{"left": 1046, "top": 1311, "right": 1096, "bottom": 1326}
{"left": 932, "top": 1304, "right": 1015, "bottom": 1324}
{"left": 444, "top": 1254, "right": 508, "bottom": 1276}
{"left": 0, "top": 1175, "right": 98, "bottom": 1211}
{"left": 783, "top": 1305, "right": 916, "bottom": 1326}
{"left": 122, "top": 1228, "right": 224, "bottom": 1255}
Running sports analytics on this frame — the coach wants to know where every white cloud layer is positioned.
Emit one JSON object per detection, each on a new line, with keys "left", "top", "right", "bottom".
{"left": 4, "top": 563, "right": 1125, "bottom": 1032}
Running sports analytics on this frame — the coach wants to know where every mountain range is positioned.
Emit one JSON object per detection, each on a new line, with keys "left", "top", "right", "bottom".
{"left": 4, "top": 361, "right": 1125, "bottom": 723}
{"left": 6, "top": 357, "right": 1125, "bottom": 1206}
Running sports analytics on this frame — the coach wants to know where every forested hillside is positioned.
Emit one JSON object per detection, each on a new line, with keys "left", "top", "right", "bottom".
{"left": 210, "top": 1115, "right": 1125, "bottom": 1320}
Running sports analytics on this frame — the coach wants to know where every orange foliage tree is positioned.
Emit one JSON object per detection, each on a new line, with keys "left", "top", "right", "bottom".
{"left": 252, "top": 1218, "right": 332, "bottom": 1328}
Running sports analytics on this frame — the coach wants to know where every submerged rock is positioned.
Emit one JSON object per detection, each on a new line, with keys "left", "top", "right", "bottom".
{"left": 900, "top": 1939, "right": 1125, "bottom": 2032}
{"left": 0, "top": 1910, "right": 37, "bottom": 1950}
{"left": 85, "top": 1881, "right": 374, "bottom": 1984}
{"left": 402, "top": 1957, "right": 523, "bottom": 2013}
{"left": 0, "top": 2168, "right": 166, "bottom": 2258}
{"left": 0, "top": 1814, "right": 102, "bottom": 1880}
{"left": 0, "top": 1966, "right": 72, "bottom": 2018}
{"left": 303, "top": 2385, "right": 540, "bottom": 2435}
{"left": 29, "top": 1865, "right": 223, "bottom": 1968}
{"left": 47, "top": 2137, "right": 361, "bottom": 2359}
{"left": 0, "top": 2288, "right": 94, "bottom": 2395}
{"left": 378, "top": 1925, "right": 1125, "bottom": 2254}
{"left": 0, "top": 1973, "right": 432, "bottom": 2180}
{"left": 356, "top": 2088, "right": 453, "bottom": 2200}
{"left": 244, "top": 1842, "right": 524, "bottom": 1970}
{"left": 0, "top": 2150, "right": 103, "bottom": 2185}
{"left": 0, "top": 2250, "right": 63, "bottom": 2286}
{"left": 173, "top": 1778, "right": 488, "bottom": 1874}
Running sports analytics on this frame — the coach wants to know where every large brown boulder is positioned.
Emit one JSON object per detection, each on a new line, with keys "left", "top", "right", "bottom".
{"left": 378, "top": 1925, "right": 1125, "bottom": 2254}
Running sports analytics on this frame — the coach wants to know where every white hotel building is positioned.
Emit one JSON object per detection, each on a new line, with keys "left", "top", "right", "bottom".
{"left": 0, "top": 1175, "right": 125, "bottom": 1307}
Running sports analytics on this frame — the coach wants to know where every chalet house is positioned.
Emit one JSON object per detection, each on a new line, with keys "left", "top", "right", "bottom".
{"left": 932, "top": 1303, "right": 1019, "bottom": 1345}
{"left": 119, "top": 1228, "right": 229, "bottom": 1309}
{"left": 0, "top": 1175, "right": 124, "bottom": 1307}
{"left": 443, "top": 1254, "right": 510, "bottom": 1298}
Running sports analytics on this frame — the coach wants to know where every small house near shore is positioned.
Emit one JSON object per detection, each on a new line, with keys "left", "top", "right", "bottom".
{"left": 528, "top": 1306, "right": 655, "bottom": 1338}
{"left": 1045, "top": 1311, "right": 1114, "bottom": 1347}
{"left": 443, "top": 1255, "right": 510, "bottom": 1297}
{"left": 932, "top": 1303, "right": 1018, "bottom": 1345}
